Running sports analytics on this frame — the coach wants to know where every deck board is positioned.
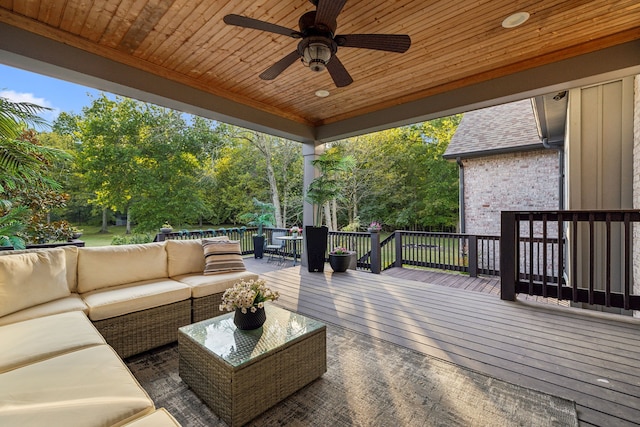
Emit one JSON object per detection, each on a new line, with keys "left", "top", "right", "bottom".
{"left": 256, "top": 265, "right": 640, "bottom": 426}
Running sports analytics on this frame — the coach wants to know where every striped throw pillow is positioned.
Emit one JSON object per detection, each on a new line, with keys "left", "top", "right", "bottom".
{"left": 202, "top": 240, "right": 246, "bottom": 275}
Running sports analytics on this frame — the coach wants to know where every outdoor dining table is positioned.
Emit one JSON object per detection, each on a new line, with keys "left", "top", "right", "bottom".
{"left": 275, "top": 235, "right": 304, "bottom": 266}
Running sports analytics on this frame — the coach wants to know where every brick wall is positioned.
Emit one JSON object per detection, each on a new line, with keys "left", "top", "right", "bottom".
{"left": 462, "top": 149, "right": 560, "bottom": 236}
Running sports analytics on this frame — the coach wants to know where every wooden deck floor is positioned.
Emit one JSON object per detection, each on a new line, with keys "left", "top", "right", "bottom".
{"left": 251, "top": 264, "right": 640, "bottom": 427}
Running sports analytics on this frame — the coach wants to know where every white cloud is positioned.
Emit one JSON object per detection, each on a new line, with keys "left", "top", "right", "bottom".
{"left": 0, "top": 89, "right": 61, "bottom": 126}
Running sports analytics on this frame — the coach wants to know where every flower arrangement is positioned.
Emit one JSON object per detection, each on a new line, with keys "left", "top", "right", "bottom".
{"left": 368, "top": 221, "right": 382, "bottom": 232}
{"left": 219, "top": 278, "right": 280, "bottom": 314}
{"left": 290, "top": 225, "right": 301, "bottom": 234}
{"left": 330, "top": 246, "right": 350, "bottom": 255}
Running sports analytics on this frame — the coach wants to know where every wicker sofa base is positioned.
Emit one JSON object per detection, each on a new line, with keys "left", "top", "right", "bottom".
{"left": 191, "top": 293, "right": 225, "bottom": 323}
{"left": 93, "top": 300, "right": 191, "bottom": 358}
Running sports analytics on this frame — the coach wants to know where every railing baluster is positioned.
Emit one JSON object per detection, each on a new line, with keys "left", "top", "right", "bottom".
{"left": 624, "top": 212, "right": 631, "bottom": 311}
{"left": 528, "top": 213, "right": 534, "bottom": 294}
{"left": 605, "top": 213, "right": 611, "bottom": 307}
{"left": 588, "top": 213, "right": 595, "bottom": 306}
{"left": 542, "top": 214, "right": 548, "bottom": 298}
{"left": 572, "top": 214, "right": 578, "bottom": 302}
{"left": 557, "top": 212, "right": 563, "bottom": 300}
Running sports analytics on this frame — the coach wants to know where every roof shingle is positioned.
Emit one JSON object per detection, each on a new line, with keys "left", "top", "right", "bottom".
{"left": 444, "top": 99, "right": 542, "bottom": 159}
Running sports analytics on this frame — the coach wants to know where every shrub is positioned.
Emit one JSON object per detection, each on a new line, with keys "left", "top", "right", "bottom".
{"left": 111, "top": 233, "right": 153, "bottom": 245}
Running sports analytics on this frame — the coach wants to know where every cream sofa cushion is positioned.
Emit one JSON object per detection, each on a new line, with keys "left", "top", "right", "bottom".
{"left": 122, "top": 408, "right": 181, "bottom": 427}
{"left": 0, "top": 311, "right": 105, "bottom": 374}
{"left": 0, "top": 345, "right": 155, "bottom": 427}
{"left": 0, "top": 246, "right": 78, "bottom": 292}
{"left": 0, "top": 293, "right": 87, "bottom": 327}
{"left": 173, "top": 271, "right": 259, "bottom": 298}
{"left": 166, "top": 237, "right": 228, "bottom": 277}
{"left": 81, "top": 278, "right": 191, "bottom": 321}
{"left": 77, "top": 242, "right": 168, "bottom": 293}
{"left": 0, "top": 249, "right": 69, "bottom": 317}
{"left": 61, "top": 245, "right": 79, "bottom": 292}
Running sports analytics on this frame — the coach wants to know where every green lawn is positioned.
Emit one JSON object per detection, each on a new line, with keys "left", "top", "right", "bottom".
{"left": 75, "top": 225, "right": 130, "bottom": 247}
{"left": 75, "top": 224, "right": 238, "bottom": 247}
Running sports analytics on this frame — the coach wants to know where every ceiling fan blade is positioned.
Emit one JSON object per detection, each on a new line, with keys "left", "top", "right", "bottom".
{"left": 315, "top": 0, "right": 347, "bottom": 29}
{"left": 259, "top": 51, "right": 300, "bottom": 80}
{"left": 223, "top": 14, "right": 301, "bottom": 38}
{"left": 335, "top": 34, "right": 411, "bottom": 53}
{"left": 326, "top": 55, "right": 353, "bottom": 87}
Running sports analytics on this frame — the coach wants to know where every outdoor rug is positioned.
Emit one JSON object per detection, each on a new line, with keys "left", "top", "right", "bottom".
{"left": 126, "top": 323, "right": 578, "bottom": 427}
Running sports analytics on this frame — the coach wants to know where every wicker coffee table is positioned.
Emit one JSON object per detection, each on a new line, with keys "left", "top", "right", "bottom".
{"left": 178, "top": 304, "right": 327, "bottom": 426}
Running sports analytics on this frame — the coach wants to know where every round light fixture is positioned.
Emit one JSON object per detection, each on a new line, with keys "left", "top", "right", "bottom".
{"left": 501, "top": 11, "right": 530, "bottom": 28}
{"left": 315, "top": 89, "right": 330, "bottom": 98}
{"left": 302, "top": 43, "right": 332, "bottom": 72}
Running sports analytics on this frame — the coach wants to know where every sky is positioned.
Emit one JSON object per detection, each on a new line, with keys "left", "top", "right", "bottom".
{"left": 0, "top": 63, "right": 104, "bottom": 124}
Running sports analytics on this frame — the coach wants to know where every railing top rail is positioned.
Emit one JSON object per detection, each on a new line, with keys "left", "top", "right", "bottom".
{"left": 505, "top": 210, "right": 640, "bottom": 222}
{"left": 396, "top": 230, "right": 469, "bottom": 238}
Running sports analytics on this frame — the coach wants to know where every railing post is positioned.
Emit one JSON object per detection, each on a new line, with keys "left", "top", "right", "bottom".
{"left": 394, "top": 231, "right": 403, "bottom": 268}
{"left": 468, "top": 235, "right": 478, "bottom": 277}
{"left": 370, "top": 231, "right": 381, "bottom": 274}
{"left": 500, "top": 212, "right": 517, "bottom": 301}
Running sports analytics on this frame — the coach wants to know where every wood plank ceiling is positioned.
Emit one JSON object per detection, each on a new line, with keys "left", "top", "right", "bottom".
{"left": 0, "top": 0, "right": 639, "bottom": 142}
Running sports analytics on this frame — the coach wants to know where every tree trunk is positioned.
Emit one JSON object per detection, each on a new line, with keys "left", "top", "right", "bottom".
{"left": 282, "top": 190, "right": 288, "bottom": 227}
{"left": 125, "top": 207, "right": 131, "bottom": 234}
{"left": 100, "top": 207, "right": 108, "bottom": 233}
{"left": 331, "top": 199, "right": 338, "bottom": 231}
{"left": 323, "top": 203, "right": 331, "bottom": 230}
{"left": 248, "top": 132, "right": 283, "bottom": 228}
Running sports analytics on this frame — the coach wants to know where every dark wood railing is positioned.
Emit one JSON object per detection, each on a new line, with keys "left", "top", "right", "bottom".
{"left": 156, "top": 227, "right": 506, "bottom": 276}
{"left": 156, "top": 227, "right": 255, "bottom": 255}
{"left": 500, "top": 210, "right": 640, "bottom": 311}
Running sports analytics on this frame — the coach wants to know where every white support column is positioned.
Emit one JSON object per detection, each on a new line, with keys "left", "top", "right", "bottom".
{"left": 302, "top": 141, "right": 325, "bottom": 267}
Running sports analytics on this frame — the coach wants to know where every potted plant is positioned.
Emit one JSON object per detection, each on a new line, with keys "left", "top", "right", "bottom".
{"left": 70, "top": 227, "right": 83, "bottom": 240}
{"left": 160, "top": 221, "right": 173, "bottom": 233}
{"left": 367, "top": 221, "right": 382, "bottom": 233}
{"left": 219, "top": 278, "right": 280, "bottom": 330}
{"left": 239, "top": 198, "right": 275, "bottom": 259}
{"left": 305, "top": 152, "right": 355, "bottom": 272}
{"left": 328, "top": 246, "right": 354, "bottom": 272}
{"left": 289, "top": 225, "right": 301, "bottom": 237}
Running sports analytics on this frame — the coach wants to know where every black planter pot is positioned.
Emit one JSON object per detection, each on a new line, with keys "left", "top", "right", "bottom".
{"left": 234, "top": 307, "right": 266, "bottom": 330}
{"left": 305, "top": 225, "right": 328, "bottom": 272}
{"left": 253, "top": 235, "right": 265, "bottom": 259}
{"left": 329, "top": 253, "right": 352, "bottom": 272}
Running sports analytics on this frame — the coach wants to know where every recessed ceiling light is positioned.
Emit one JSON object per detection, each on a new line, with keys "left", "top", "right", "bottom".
{"left": 315, "top": 89, "right": 330, "bottom": 98}
{"left": 502, "top": 11, "right": 530, "bottom": 28}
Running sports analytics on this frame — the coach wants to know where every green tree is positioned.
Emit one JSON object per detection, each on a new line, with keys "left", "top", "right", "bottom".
{"left": 337, "top": 115, "right": 460, "bottom": 230}
{"left": 0, "top": 97, "right": 72, "bottom": 247}
{"left": 73, "top": 95, "right": 209, "bottom": 232}
{"left": 305, "top": 149, "right": 354, "bottom": 229}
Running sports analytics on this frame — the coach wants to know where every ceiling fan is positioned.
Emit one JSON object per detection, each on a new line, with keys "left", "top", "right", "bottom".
{"left": 223, "top": 0, "right": 411, "bottom": 87}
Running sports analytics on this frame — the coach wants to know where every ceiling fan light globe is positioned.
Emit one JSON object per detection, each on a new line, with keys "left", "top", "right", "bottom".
{"left": 302, "top": 42, "right": 332, "bottom": 70}
{"left": 309, "top": 60, "right": 326, "bottom": 72}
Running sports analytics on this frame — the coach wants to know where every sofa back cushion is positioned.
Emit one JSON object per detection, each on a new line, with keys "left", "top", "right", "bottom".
{"left": 166, "top": 237, "right": 229, "bottom": 277}
{"left": 0, "top": 246, "right": 78, "bottom": 292}
{"left": 202, "top": 240, "right": 246, "bottom": 275}
{"left": 77, "top": 242, "right": 168, "bottom": 294}
{"left": 0, "top": 249, "right": 70, "bottom": 317}
{"left": 61, "top": 245, "right": 79, "bottom": 292}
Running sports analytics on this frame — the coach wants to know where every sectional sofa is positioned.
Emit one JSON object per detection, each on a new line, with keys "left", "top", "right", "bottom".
{"left": 0, "top": 238, "right": 259, "bottom": 426}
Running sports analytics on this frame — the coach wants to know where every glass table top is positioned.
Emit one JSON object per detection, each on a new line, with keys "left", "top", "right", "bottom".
{"left": 179, "top": 304, "right": 325, "bottom": 367}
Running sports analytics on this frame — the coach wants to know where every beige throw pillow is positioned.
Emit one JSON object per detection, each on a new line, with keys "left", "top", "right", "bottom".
{"left": 166, "top": 237, "right": 229, "bottom": 277}
{"left": 202, "top": 240, "right": 246, "bottom": 275}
